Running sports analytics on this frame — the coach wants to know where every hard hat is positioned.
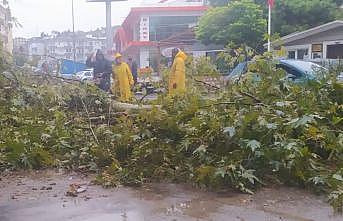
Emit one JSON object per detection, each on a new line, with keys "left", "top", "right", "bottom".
{"left": 114, "top": 53, "right": 122, "bottom": 59}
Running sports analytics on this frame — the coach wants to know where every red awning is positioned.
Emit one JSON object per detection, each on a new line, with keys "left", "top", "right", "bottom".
{"left": 123, "top": 41, "right": 158, "bottom": 52}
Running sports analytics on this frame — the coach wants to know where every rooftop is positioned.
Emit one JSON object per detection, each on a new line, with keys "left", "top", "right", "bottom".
{"left": 281, "top": 20, "right": 343, "bottom": 43}
{"left": 268, "top": 20, "right": 343, "bottom": 47}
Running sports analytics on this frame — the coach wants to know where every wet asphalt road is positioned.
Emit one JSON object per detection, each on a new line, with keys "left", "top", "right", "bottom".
{"left": 0, "top": 170, "right": 341, "bottom": 221}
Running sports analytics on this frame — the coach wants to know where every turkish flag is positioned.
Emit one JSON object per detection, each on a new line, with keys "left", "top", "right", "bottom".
{"left": 268, "top": 0, "right": 274, "bottom": 8}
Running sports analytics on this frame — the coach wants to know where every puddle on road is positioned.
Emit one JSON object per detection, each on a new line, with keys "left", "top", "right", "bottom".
{"left": 0, "top": 171, "right": 341, "bottom": 221}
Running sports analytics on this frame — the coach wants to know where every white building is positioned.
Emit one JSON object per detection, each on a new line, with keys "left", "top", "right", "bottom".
{"left": 0, "top": 2, "right": 13, "bottom": 53}
{"left": 27, "top": 32, "right": 107, "bottom": 63}
{"left": 44, "top": 34, "right": 105, "bottom": 62}
{"left": 13, "top": 37, "right": 29, "bottom": 54}
{"left": 28, "top": 37, "right": 46, "bottom": 58}
{"left": 273, "top": 20, "right": 343, "bottom": 61}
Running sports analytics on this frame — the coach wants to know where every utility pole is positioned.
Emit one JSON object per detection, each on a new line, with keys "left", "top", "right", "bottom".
{"left": 87, "top": 0, "right": 128, "bottom": 54}
{"left": 105, "top": 1, "right": 112, "bottom": 52}
{"left": 72, "top": 0, "right": 76, "bottom": 73}
{"left": 267, "top": 0, "right": 275, "bottom": 52}
{"left": 267, "top": 3, "right": 271, "bottom": 52}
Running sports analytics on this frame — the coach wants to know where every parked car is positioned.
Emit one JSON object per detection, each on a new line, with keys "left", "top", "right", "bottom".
{"left": 61, "top": 74, "right": 74, "bottom": 79}
{"left": 277, "top": 60, "right": 328, "bottom": 82}
{"left": 224, "top": 60, "right": 339, "bottom": 84}
{"left": 337, "top": 72, "right": 343, "bottom": 82}
{"left": 74, "top": 69, "right": 94, "bottom": 82}
{"left": 32, "top": 67, "right": 42, "bottom": 74}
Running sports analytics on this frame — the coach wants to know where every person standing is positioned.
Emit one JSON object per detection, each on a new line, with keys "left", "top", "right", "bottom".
{"left": 128, "top": 57, "right": 138, "bottom": 84}
{"left": 86, "top": 49, "right": 111, "bottom": 91}
{"left": 112, "top": 53, "right": 134, "bottom": 102}
{"left": 169, "top": 48, "right": 187, "bottom": 96}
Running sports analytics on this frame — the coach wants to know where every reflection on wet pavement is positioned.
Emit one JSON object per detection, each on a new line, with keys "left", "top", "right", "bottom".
{"left": 0, "top": 171, "right": 341, "bottom": 221}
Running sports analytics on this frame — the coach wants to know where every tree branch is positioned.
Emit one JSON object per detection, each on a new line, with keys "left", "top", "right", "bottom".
{"left": 239, "top": 91, "right": 267, "bottom": 106}
{"left": 193, "top": 77, "right": 221, "bottom": 90}
{"left": 80, "top": 97, "right": 99, "bottom": 144}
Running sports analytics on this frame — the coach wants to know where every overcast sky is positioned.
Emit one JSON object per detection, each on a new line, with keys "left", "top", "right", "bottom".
{"left": 10, "top": 0, "right": 142, "bottom": 38}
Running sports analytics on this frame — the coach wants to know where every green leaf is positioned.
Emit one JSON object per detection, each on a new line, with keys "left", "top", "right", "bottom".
{"left": 333, "top": 174, "right": 343, "bottom": 181}
{"left": 288, "top": 115, "right": 314, "bottom": 128}
{"left": 332, "top": 116, "right": 342, "bottom": 125}
{"left": 193, "top": 145, "right": 207, "bottom": 155}
{"left": 247, "top": 140, "right": 261, "bottom": 151}
{"left": 266, "top": 123, "right": 277, "bottom": 129}
{"left": 223, "top": 126, "right": 236, "bottom": 137}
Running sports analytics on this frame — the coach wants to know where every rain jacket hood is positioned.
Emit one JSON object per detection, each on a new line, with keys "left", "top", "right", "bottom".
{"left": 175, "top": 50, "right": 187, "bottom": 61}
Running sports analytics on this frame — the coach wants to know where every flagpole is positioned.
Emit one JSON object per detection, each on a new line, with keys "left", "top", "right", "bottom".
{"left": 268, "top": 3, "right": 272, "bottom": 52}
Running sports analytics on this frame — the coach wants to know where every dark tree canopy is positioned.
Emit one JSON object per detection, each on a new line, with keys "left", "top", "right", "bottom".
{"left": 209, "top": 0, "right": 266, "bottom": 7}
{"left": 197, "top": 0, "right": 266, "bottom": 49}
{"left": 208, "top": 0, "right": 341, "bottom": 36}
{"left": 333, "top": 0, "right": 343, "bottom": 6}
{"left": 273, "top": 0, "right": 339, "bottom": 36}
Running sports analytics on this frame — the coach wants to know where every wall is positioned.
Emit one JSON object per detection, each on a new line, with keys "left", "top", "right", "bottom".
{"left": 29, "top": 42, "right": 46, "bottom": 56}
{"left": 140, "top": 47, "right": 150, "bottom": 68}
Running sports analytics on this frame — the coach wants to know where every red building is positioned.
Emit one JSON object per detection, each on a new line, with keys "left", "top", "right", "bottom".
{"left": 114, "top": 2, "right": 222, "bottom": 70}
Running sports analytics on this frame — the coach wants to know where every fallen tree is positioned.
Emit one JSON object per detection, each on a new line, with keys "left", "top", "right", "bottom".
{"left": 0, "top": 54, "right": 342, "bottom": 212}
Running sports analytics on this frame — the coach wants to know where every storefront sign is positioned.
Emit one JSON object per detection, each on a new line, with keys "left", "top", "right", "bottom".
{"left": 140, "top": 16, "right": 149, "bottom": 42}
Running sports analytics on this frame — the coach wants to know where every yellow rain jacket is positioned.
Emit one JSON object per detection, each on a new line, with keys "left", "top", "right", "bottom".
{"left": 112, "top": 62, "right": 134, "bottom": 102}
{"left": 169, "top": 50, "right": 187, "bottom": 95}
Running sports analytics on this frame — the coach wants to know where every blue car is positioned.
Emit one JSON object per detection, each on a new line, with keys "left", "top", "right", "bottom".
{"left": 225, "top": 60, "right": 329, "bottom": 84}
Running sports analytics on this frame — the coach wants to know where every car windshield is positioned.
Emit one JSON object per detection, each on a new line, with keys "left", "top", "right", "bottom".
{"left": 229, "top": 62, "right": 247, "bottom": 78}
{"left": 280, "top": 60, "right": 326, "bottom": 77}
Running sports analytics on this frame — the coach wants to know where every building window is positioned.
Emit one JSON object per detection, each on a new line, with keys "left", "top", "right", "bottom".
{"left": 297, "top": 49, "right": 308, "bottom": 60}
{"left": 312, "top": 44, "right": 323, "bottom": 59}
{"left": 288, "top": 51, "right": 295, "bottom": 59}
{"left": 312, "top": 52, "right": 322, "bottom": 59}
{"left": 149, "top": 16, "right": 199, "bottom": 41}
{"left": 327, "top": 44, "right": 343, "bottom": 59}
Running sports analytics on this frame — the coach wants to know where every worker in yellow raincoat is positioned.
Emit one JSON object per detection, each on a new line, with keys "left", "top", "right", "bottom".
{"left": 112, "top": 53, "right": 134, "bottom": 102}
{"left": 169, "top": 48, "right": 187, "bottom": 96}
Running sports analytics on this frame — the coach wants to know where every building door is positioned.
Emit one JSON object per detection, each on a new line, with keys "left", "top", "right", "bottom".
{"left": 327, "top": 44, "right": 343, "bottom": 59}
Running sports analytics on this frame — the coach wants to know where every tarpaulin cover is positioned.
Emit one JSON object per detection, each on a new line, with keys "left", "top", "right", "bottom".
{"left": 60, "top": 59, "right": 87, "bottom": 75}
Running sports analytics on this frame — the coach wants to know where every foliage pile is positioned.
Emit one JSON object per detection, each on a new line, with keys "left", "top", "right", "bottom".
{"left": 0, "top": 57, "right": 342, "bottom": 211}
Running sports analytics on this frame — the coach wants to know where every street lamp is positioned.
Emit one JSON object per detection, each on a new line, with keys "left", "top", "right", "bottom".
{"left": 87, "top": 0, "right": 128, "bottom": 53}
